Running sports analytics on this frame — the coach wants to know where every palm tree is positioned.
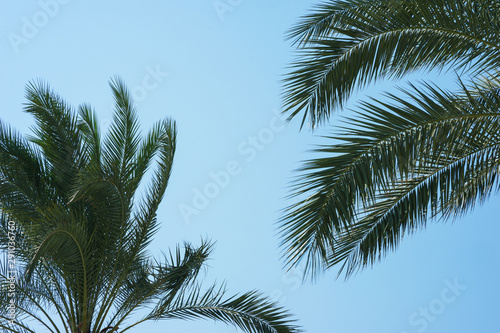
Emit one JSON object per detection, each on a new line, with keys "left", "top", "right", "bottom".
{"left": 0, "top": 78, "right": 301, "bottom": 333}
{"left": 279, "top": 0, "right": 500, "bottom": 278}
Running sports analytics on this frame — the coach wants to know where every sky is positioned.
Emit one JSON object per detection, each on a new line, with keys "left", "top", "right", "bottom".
{"left": 1, "top": 1, "right": 500, "bottom": 332}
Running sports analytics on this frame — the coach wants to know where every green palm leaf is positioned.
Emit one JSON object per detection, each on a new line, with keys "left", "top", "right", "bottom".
{"left": 141, "top": 286, "right": 300, "bottom": 333}
{"left": 283, "top": 0, "right": 500, "bottom": 128}
{"left": 280, "top": 80, "right": 500, "bottom": 278}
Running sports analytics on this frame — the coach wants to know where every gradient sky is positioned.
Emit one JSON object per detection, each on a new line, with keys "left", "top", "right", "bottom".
{"left": 1, "top": 1, "right": 500, "bottom": 332}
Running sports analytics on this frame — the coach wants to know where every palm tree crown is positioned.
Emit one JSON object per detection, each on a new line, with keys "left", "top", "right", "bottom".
{"left": 280, "top": 0, "right": 500, "bottom": 278}
{"left": 0, "top": 78, "right": 301, "bottom": 333}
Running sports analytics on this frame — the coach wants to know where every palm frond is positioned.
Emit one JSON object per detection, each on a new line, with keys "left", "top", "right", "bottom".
{"left": 0, "top": 121, "right": 48, "bottom": 223}
{"left": 110, "top": 241, "right": 211, "bottom": 320}
{"left": 137, "top": 285, "right": 301, "bottom": 333}
{"left": 103, "top": 77, "right": 141, "bottom": 196}
{"left": 24, "top": 80, "right": 83, "bottom": 194}
{"left": 77, "top": 104, "right": 101, "bottom": 167}
{"left": 283, "top": 0, "right": 500, "bottom": 128}
{"left": 280, "top": 80, "right": 500, "bottom": 278}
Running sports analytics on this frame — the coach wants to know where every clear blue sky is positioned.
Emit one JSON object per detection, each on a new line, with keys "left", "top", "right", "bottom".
{"left": 1, "top": 1, "right": 499, "bottom": 332}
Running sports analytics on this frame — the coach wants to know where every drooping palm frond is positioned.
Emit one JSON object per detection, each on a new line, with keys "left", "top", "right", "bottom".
{"left": 108, "top": 241, "right": 213, "bottom": 328}
{"left": 283, "top": 0, "right": 500, "bottom": 128}
{"left": 0, "top": 121, "right": 49, "bottom": 226}
{"left": 137, "top": 285, "right": 300, "bottom": 333}
{"left": 279, "top": 79, "right": 500, "bottom": 278}
{"left": 0, "top": 253, "right": 71, "bottom": 333}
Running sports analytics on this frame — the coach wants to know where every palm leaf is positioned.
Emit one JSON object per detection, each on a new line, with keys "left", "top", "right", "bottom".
{"left": 283, "top": 0, "right": 500, "bottom": 128}
{"left": 138, "top": 285, "right": 301, "bottom": 333}
{"left": 280, "top": 79, "right": 500, "bottom": 278}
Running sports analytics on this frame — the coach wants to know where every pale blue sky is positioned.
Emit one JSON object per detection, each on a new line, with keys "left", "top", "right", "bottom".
{"left": 1, "top": 1, "right": 500, "bottom": 332}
